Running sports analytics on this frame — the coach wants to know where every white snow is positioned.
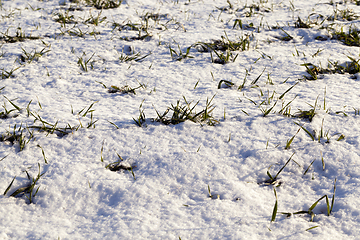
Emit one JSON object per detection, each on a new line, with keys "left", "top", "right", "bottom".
{"left": 0, "top": 0, "right": 360, "bottom": 239}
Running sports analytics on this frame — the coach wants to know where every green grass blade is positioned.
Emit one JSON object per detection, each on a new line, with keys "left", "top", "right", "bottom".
{"left": 336, "top": 134, "right": 345, "bottom": 141}
{"left": 279, "top": 82, "right": 298, "bottom": 100}
{"left": 274, "top": 152, "right": 295, "bottom": 179}
{"left": 82, "top": 101, "right": 97, "bottom": 117}
{"left": 263, "top": 100, "right": 277, "bottom": 117}
{"left": 10, "top": 185, "right": 31, "bottom": 197}
{"left": 217, "top": 80, "right": 234, "bottom": 89}
{"left": 129, "top": 166, "right": 136, "bottom": 180}
{"left": 305, "top": 226, "right": 319, "bottom": 231}
{"left": 271, "top": 188, "right": 278, "bottom": 222}
{"left": 107, "top": 120, "right": 119, "bottom": 129}
{"left": 4, "top": 96, "right": 22, "bottom": 111}
{"left": 100, "top": 140, "right": 105, "bottom": 162}
{"left": 303, "top": 159, "right": 315, "bottom": 175}
{"left": 303, "top": 63, "right": 317, "bottom": 80}
{"left": 3, "top": 176, "right": 16, "bottom": 195}
{"left": 325, "top": 195, "right": 330, "bottom": 216}
{"left": 0, "top": 154, "right": 9, "bottom": 162}
{"left": 285, "top": 128, "right": 301, "bottom": 149}
{"left": 37, "top": 144, "right": 48, "bottom": 164}
{"left": 251, "top": 67, "right": 266, "bottom": 85}
{"left": 330, "top": 178, "right": 337, "bottom": 214}
{"left": 294, "top": 122, "right": 315, "bottom": 141}
{"left": 309, "top": 195, "right": 327, "bottom": 212}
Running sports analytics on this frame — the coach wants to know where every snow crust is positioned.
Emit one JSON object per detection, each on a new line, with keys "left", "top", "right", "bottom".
{"left": 0, "top": 0, "right": 360, "bottom": 239}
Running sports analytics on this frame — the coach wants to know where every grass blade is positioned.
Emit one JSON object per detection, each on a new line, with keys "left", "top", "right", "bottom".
{"left": 107, "top": 120, "right": 119, "bottom": 129}
{"left": 263, "top": 100, "right": 277, "bottom": 117}
{"left": 274, "top": 152, "right": 295, "bottom": 179}
{"left": 279, "top": 82, "right": 298, "bottom": 100}
{"left": 3, "top": 176, "right": 16, "bottom": 195}
{"left": 294, "top": 122, "right": 315, "bottom": 141}
{"left": 309, "top": 195, "right": 327, "bottom": 212}
{"left": 129, "top": 166, "right": 136, "bottom": 180}
{"left": 37, "top": 144, "right": 48, "bottom": 164}
{"left": 330, "top": 178, "right": 337, "bottom": 214}
{"left": 306, "top": 226, "right": 319, "bottom": 231}
{"left": 271, "top": 187, "right": 278, "bottom": 222}
{"left": 285, "top": 128, "right": 300, "bottom": 149}
{"left": 0, "top": 154, "right": 9, "bottom": 162}
{"left": 251, "top": 67, "right": 266, "bottom": 85}
{"left": 10, "top": 185, "right": 31, "bottom": 197}
{"left": 4, "top": 96, "right": 22, "bottom": 111}
{"left": 303, "top": 159, "right": 315, "bottom": 175}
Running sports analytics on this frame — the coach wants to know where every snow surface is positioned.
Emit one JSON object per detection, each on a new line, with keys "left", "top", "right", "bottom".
{"left": 0, "top": 0, "right": 360, "bottom": 239}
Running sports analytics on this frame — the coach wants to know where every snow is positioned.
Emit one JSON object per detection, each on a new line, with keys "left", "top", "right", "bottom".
{"left": 1, "top": 0, "right": 360, "bottom": 238}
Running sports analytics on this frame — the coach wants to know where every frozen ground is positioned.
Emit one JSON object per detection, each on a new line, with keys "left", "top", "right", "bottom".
{"left": 0, "top": 0, "right": 360, "bottom": 239}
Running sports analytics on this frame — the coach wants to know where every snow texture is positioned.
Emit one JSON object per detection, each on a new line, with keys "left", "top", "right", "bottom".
{"left": 0, "top": 0, "right": 360, "bottom": 239}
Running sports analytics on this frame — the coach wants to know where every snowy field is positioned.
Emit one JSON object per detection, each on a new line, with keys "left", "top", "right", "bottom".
{"left": 0, "top": 0, "right": 360, "bottom": 238}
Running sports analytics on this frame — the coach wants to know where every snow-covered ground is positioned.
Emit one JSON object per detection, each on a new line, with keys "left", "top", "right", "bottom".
{"left": 1, "top": 0, "right": 360, "bottom": 238}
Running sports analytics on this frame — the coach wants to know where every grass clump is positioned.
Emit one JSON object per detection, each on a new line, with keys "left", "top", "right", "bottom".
{"left": 84, "top": 10, "right": 107, "bottom": 26}
{"left": 133, "top": 108, "right": 146, "bottom": 127}
{"left": 294, "top": 12, "right": 325, "bottom": 28}
{"left": 294, "top": 14, "right": 325, "bottom": 29}
{"left": 261, "top": 152, "right": 296, "bottom": 186}
{"left": 195, "top": 33, "right": 251, "bottom": 52}
{"left": 113, "top": 19, "right": 152, "bottom": 41}
{"left": 142, "top": 12, "right": 169, "bottom": 22}
{"left": 327, "top": 8, "right": 359, "bottom": 21}
{"left": 120, "top": 33, "right": 152, "bottom": 42}
{"left": 54, "top": 11, "right": 77, "bottom": 26}
{"left": 194, "top": 32, "right": 251, "bottom": 64}
{"left": 216, "top": 0, "right": 235, "bottom": 12}
{"left": 118, "top": 52, "right": 152, "bottom": 63}
{"left": 0, "top": 100, "right": 99, "bottom": 152}
{"left": 1, "top": 67, "right": 20, "bottom": 79}
{"left": 211, "top": 50, "right": 238, "bottom": 64}
{"left": 0, "top": 98, "right": 29, "bottom": 150}
{"left": 152, "top": 96, "right": 219, "bottom": 126}
{"left": 302, "top": 56, "right": 360, "bottom": 80}
{"left": 294, "top": 17, "right": 312, "bottom": 28}
{"left": 295, "top": 120, "right": 345, "bottom": 144}
{"left": 20, "top": 45, "right": 51, "bottom": 64}
{"left": 105, "top": 152, "right": 136, "bottom": 180}
{"left": 85, "top": 0, "right": 123, "bottom": 9}
{"left": 133, "top": 100, "right": 146, "bottom": 127}
{"left": 275, "top": 28, "right": 293, "bottom": 42}
{"left": 242, "top": 4, "right": 271, "bottom": 17}
{"left": 207, "top": 184, "right": 220, "bottom": 200}
{"left": 1, "top": 96, "right": 22, "bottom": 119}
{"left": 217, "top": 80, "right": 234, "bottom": 89}
{"left": 112, "top": 21, "right": 148, "bottom": 32}
{"left": 332, "top": 26, "right": 360, "bottom": 46}
{"left": 233, "top": 19, "right": 256, "bottom": 30}
{"left": 0, "top": 124, "right": 29, "bottom": 151}
{"left": 292, "top": 92, "right": 326, "bottom": 122}
{"left": 0, "top": 27, "right": 41, "bottom": 43}
{"left": 281, "top": 179, "right": 337, "bottom": 222}
{"left": 108, "top": 82, "right": 145, "bottom": 94}
{"left": 77, "top": 52, "right": 95, "bottom": 72}
{"left": 293, "top": 108, "right": 316, "bottom": 121}
{"left": 168, "top": 44, "right": 194, "bottom": 61}
{"left": 4, "top": 163, "right": 45, "bottom": 204}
